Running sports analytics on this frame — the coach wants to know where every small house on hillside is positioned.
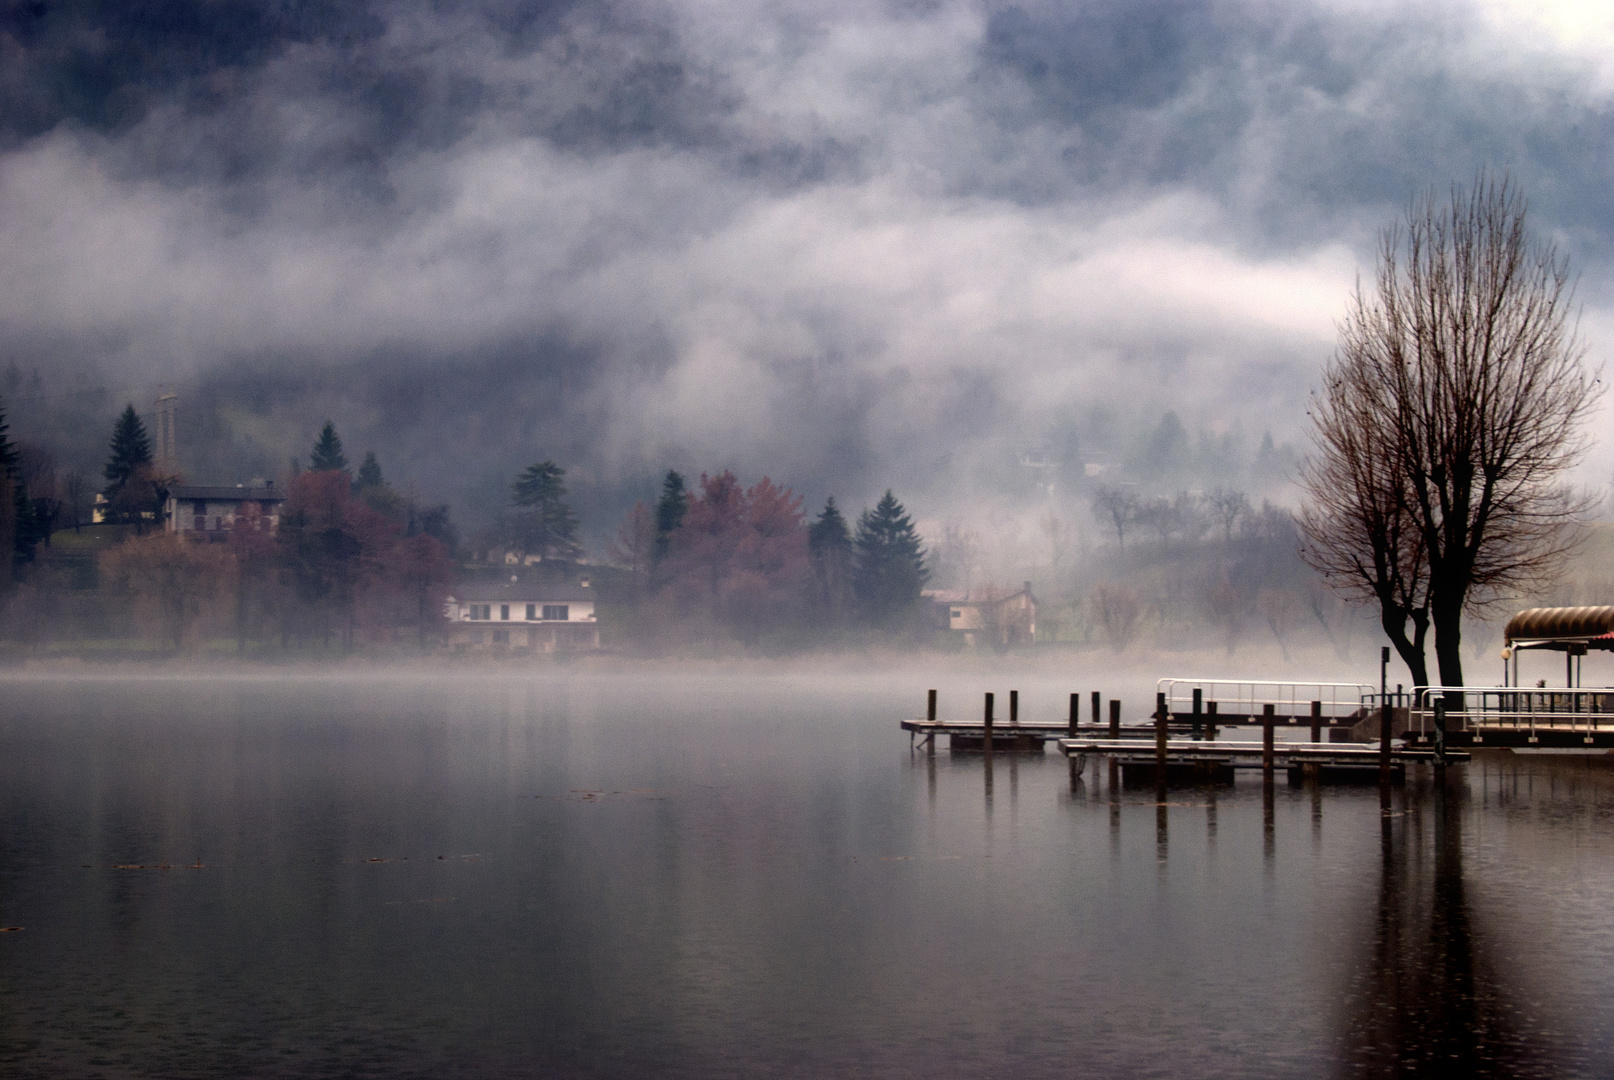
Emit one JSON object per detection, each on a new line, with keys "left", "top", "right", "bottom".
{"left": 444, "top": 581, "right": 600, "bottom": 652}
{"left": 925, "top": 581, "right": 1037, "bottom": 647}
{"left": 164, "top": 484, "right": 285, "bottom": 539}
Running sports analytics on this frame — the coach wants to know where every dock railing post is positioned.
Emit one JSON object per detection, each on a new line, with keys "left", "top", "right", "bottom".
{"left": 1310, "top": 700, "right": 1322, "bottom": 744}
{"left": 1069, "top": 693, "right": 1078, "bottom": 738}
{"left": 1262, "top": 703, "right": 1275, "bottom": 781}
{"left": 1109, "top": 699, "right": 1121, "bottom": 740}
{"left": 1192, "top": 688, "right": 1202, "bottom": 741}
{"left": 1155, "top": 692, "right": 1169, "bottom": 775}
{"left": 984, "top": 692, "right": 994, "bottom": 760}
{"left": 1206, "top": 701, "right": 1218, "bottom": 741}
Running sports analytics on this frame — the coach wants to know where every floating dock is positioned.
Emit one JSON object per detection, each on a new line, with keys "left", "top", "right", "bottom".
{"left": 1059, "top": 737, "right": 1467, "bottom": 786}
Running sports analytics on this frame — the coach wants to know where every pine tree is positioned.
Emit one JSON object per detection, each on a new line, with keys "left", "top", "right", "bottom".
{"left": 103, "top": 404, "right": 152, "bottom": 494}
{"left": 354, "top": 451, "right": 384, "bottom": 492}
{"left": 853, "top": 491, "right": 929, "bottom": 626}
{"left": 0, "top": 393, "right": 15, "bottom": 478}
{"left": 309, "top": 421, "right": 349, "bottom": 473}
{"left": 808, "top": 497, "right": 853, "bottom": 620}
{"left": 653, "top": 470, "right": 687, "bottom": 563}
{"left": 511, "top": 461, "right": 582, "bottom": 561}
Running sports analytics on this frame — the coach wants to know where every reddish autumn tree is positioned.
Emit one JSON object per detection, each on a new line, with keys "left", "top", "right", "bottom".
{"left": 660, "top": 471, "right": 809, "bottom": 638}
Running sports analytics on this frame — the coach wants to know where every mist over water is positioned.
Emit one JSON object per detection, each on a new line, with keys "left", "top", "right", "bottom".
{"left": 3, "top": 670, "right": 1613, "bottom": 1078}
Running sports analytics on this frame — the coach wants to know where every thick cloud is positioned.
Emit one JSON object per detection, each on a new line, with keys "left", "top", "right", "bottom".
{"left": 0, "top": 0, "right": 1610, "bottom": 536}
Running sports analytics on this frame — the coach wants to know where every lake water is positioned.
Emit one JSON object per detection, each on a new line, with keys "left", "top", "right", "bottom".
{"left": 3, "top": 670, "right": 1613, "bottom": 1078}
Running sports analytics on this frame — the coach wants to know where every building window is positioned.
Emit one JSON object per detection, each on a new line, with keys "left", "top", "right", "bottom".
{"left": 500, "top": 604, "right": 510, "bottom": 621}
{"left": 526, "top": 604, "right": 537, "bottom": 621}
{"left": 542, "top": 605, "right": 568, "bottom": 621}
{"left": 467, "top": 604, "right": 492, "bottom": 621}
{"left": 951, "top": 610, "right": 962, "bottom": 619}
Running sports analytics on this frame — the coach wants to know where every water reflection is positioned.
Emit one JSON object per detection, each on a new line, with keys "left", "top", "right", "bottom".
{"left": 1337, "top": 768, "right": 1539, "bottom": 1079}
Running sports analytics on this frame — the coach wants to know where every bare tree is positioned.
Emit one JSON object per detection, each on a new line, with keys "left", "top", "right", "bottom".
{"left": 1090, "top": 582, "right": 1142, "bottom": 653}
{"left": 1091, "top": 486, "right": 1137, "bottom": 550}
{"left": 1300, "top": 174, "right": 1597, "bottom": 691}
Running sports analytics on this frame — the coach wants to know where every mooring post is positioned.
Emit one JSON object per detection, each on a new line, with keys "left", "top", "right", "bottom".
{"left": 1206, "top": 701, "right": 1218, "bottom": 741}
{"left": 1192, "top": 688, "right": 1203, "bottom": 741}
{"left": 1091, "top": 691, "right": 1102, "bottom": 729}
{"left": 1010, "top": 690, "right": 1019, "bottom": 727}
{"left": 1262, "top": 703, "right": 1275, "bottom": 781}
{"left": 1069, "top": 693, "right": 1079, "bottom": 738}
{"left": 984, "top": 692, "right": 994, "bottom": 759}
{"left": 1155, "top": 692, "right": 1169, "bottom": 776}
{"left": 1109, "top": 699, "right": 1121, "bottom": 740}
{"left": 1379, "top": 646, "right": 1392, "bottom": 783}
{"left": 1433, "top": 698, "right": 1447, "bottom": 768}
{"left": 1310, "top": 700, "right": 1322, "bottom": 744}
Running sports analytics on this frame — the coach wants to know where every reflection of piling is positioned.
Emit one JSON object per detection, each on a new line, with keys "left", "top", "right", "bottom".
{"left": 1310, "top": 699, "right": 1322, "bottom": 744}
{"left": 1263, "top": 780, "right": 1275, "bottom": 861}
{"left": 1109, "top": 699, "right": 1121, "bottom": 739}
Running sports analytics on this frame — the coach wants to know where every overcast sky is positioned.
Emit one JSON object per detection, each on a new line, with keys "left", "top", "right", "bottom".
{"left": 1, "top": 0, "right": 1611, "bottom": 523}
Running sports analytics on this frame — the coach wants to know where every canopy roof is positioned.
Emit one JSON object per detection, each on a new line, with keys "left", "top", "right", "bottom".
{"left": 1503, "top": 606, "right": 1614, "bottom": 650}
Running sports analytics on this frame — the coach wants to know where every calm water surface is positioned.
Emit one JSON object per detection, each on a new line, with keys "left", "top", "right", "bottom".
{"left": 2, "top": 670, "right": 1613, "bottom": 1078}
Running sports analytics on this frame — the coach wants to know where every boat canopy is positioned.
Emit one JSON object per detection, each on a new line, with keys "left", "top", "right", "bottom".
{"left": 1503, "top": 606, "right": 1614, "bottom": 651}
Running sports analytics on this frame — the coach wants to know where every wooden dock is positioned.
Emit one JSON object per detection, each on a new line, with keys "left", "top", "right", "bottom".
{"left": 1060, "top": 737, "right": 1467, "bottom": 785}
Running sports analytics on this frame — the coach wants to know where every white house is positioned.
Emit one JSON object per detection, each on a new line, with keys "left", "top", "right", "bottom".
{"left": 444, "top": 581, "right": 600, "bottom": 652}
{"left": 924, "top": 581, "right": 1037, "bottom": 647}
{"left": 163, "top": 483, "right": 285, "bottom": 539}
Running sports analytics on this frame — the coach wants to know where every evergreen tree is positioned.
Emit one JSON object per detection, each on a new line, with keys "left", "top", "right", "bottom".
{"left": 0, "top": 392, "right": 15, "bottom": 477}
{"left": 808, "top": 497, "right": 853, "bottom": 620}
{"left": 511, "top": 461, "right": 582, "bottom": 561}
{"left": 853, "top": 491, "right": 929, "bottom": 626}
{"left": 103, "top": 404, "right": 152, "bottom": 494}
{"left": 354, "top": 451, "right": 384, "bottom": 493}
{"left": 309, "top": 421, "right": 349, "bottom": 473}
{"left": 653, "top": 470, "right": 687, "bottom": 563}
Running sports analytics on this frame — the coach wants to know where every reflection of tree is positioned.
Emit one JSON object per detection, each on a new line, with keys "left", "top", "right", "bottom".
{"left": 1336, "top": 777, "right": 1531, "bottom": 1077}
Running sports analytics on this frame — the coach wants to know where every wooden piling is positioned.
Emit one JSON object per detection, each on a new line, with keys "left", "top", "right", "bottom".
{"left": 1206, "top": 700, "right": 1218, "bottom": 741}
{"left": 1379, "top": 699, "right": 1392, "bottom": 781}
{"left": 1091, "top": 691, "right": 1101, "bottom": 728}
{"left": 1009, "top": 690, "right": 1019, "bottom": 727}
{"left": 1109, "top": 699, "right": 1121, "bottom": 739}
{"left": 1262, "top": 703, "right": 1275, "bottom": 780}
{"left": 1068, "top": 693, "right": 1079, "bottom": 738}
{"left": 1192, "top": 688, "right": 1203, "bottom": 740}
{"left": 1310, "top": 700, "right": 1322, "bottom": 744}
{"left": 1155, "top": 692, "right": 1169, "bottom": 773}
{"left": 927, "top": 689, "right": 937, "bottom": 723}
{"left": 983, "top": 692, "right": 994, "bottom": 760}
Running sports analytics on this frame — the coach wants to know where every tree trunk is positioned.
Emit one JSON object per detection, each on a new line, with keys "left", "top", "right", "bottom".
{"left": 1432, "top": 599, "right": 1467, "bottom": 711}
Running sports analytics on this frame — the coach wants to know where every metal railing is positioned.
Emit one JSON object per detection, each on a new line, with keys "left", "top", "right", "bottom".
{"left": 1404, "top": 686, "right": 1614, "bottom": 737}
{"left": 1157, "top": 679, "right": 1375, "bottom": 720}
